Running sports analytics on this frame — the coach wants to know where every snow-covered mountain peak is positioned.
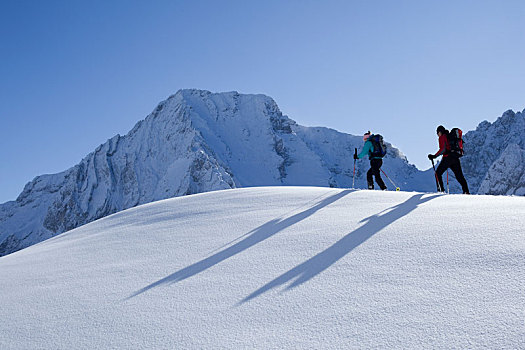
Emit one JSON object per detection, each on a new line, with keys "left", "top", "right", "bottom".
{"left": 474, "top": 109, "right": 523, "bottom": 133}
{"left": 502, "top": 108, "right": 515, "bottom": 117}
{"left": 1, "top": 90, "right": 524, "bottom": 257}
{"left": 1, "top": 90, "right": 427, "bottom": 256}
{"left": 142, "top": 89, "right": 293, "bottom": 139}
{"left": 459, "top": 108, "right": 525, "bottom": 193}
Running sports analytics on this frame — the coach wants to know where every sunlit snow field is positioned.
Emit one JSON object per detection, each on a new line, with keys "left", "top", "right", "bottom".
{"left": 1, "top": 187, "right": 524, "bottom": 349}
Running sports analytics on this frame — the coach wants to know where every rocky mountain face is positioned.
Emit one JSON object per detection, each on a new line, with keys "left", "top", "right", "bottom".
{"left": 477, "top": 144, "right": 525, "bottom": 195}
{"left": 461, "top": 109, "right": 525, "bottom": 195}
{"left": 0, "top": 90, "right": 523, "bottom": 256}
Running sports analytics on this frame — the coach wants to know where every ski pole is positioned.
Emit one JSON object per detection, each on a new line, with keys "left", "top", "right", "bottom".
{"left": 447, "top": 169, "right": 449, "bottom": 194}
{"left": 352, "top": 148, "right": 357, "bottom": 189}
{"left": 380, "top": 168, "right": 400, "bottom": 191}
{"left": 431, "top": 159, "right": 443, "bottom": 192}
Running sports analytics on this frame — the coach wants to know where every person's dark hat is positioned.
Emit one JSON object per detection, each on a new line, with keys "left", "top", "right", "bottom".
{"left": 436, "top": 125, "right": 446, "bottom": 134}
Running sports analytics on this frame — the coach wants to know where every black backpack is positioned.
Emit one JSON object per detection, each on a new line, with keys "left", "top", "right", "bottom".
{"left": 447, "top": 128, "right": 464, "bottom": 157}
{"left": 369, "top": 134, "right": 387, "bottom": 158}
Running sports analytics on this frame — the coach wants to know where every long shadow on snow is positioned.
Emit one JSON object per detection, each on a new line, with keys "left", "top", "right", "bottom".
{"left": 240, "top": 193, "right": 440, "bottom": 304}
{"left": 128, "top": 189, "right": 353, "bottom": 299}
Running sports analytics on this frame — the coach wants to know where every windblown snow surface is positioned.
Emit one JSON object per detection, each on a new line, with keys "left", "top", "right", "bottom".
{"left": 1, "top": 187, "right": 524, "bottom": 349}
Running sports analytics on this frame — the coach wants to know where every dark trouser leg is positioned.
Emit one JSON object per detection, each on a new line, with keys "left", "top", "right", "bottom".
{"left": 435, "top": 157, "right": 450, "bottom": 192}
{"left": 366, "top": 167, "right": 374, "bottom": 189}
{"left": 369, "top": 159, "right": 387, "bottom": 190}
{"left": 449, "top": 158, "right": 470, "bottom": 194}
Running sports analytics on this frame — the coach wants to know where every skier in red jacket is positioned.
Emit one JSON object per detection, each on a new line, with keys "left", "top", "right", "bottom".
{"left": 428, "top": 125, "right": 470, "bottom": 194}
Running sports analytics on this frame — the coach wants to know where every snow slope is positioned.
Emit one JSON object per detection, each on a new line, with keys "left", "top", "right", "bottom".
{"left": 1, "top": 187, "right": 524, "bottom": 349}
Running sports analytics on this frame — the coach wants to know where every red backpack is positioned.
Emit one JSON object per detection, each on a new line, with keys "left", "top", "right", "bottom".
{"left": 447, "top": 128, "right": 464, "bottom": 157}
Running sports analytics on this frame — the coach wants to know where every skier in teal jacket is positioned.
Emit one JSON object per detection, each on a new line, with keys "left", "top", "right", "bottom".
{"left": 354, "top": 131, "right": 387, "bottom": 190}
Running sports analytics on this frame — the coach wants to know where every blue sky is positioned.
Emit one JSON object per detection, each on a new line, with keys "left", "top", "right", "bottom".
{"left": 1, "top": 0, "right": 524, "bottom": 203}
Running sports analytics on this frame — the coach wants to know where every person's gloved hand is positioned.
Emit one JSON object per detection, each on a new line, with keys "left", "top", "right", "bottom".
{"left": 354, "top": 154, "right": 358, "bottom": 160}
{"left": 427, "top": 154, "right": 435, "bottom": 160}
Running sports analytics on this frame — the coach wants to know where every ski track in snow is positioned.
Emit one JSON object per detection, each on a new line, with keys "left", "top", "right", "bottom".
{"left": 1, "top": 187, "right": 525, "bottom": 349}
